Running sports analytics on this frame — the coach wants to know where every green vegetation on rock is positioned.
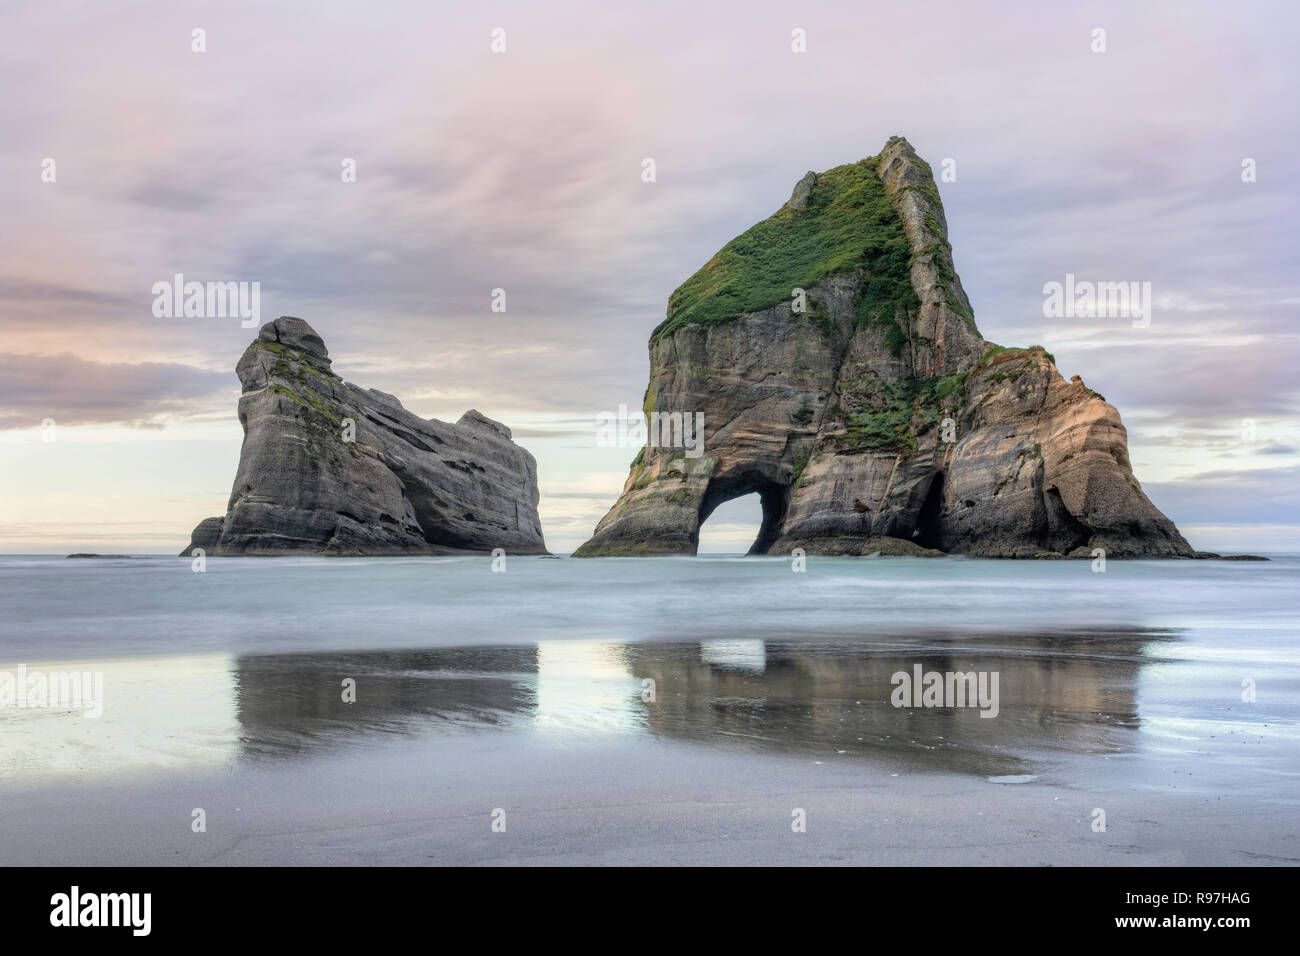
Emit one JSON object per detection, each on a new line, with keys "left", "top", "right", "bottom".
{"left": 973, "top": 344, "right": 1056, "bottom": 385}
{"left": 834, "top": 369, "right": 968, "bottom": 455}
{"left": 651, "top": 158, "right": 919, "bottom": 350}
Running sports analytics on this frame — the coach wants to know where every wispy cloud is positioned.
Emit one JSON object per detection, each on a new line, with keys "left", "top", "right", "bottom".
{"left": 0, "top": 353, "right": 231, "bottom": 429}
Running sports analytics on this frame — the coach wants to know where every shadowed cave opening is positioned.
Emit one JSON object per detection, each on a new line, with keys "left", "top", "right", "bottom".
{"left": 1044, "top": 486, "right": 1092, "bottom": 554}
{"left": 697, "top": 476, "right": 789, "bottom": 556}
{"left": 913, "top": 472, "right": 946, "bottom": 551}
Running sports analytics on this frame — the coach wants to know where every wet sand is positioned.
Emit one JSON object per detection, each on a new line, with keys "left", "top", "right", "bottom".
{"left": 2, "top": 635, "right": 1297, "bottom": 866}
{"left": 3, "top": 730, "right": 1293, "bottom": 866}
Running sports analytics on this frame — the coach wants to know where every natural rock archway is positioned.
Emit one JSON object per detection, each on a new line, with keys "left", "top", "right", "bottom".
{"left": 575, "top": 137, "right": 1191, "bottom": 558}
{"left": 698, "top": 476, "right": 789, "bottom": 555}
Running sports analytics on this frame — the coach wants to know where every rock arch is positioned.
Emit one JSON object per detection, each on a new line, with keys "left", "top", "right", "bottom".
{"left": 575, "top": 138, "right": 1191, "bottom": 559}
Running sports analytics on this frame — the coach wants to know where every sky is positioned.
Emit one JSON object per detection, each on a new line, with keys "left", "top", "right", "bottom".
{"left": 1, "top": 0, "right": 1297, "bottom": 554}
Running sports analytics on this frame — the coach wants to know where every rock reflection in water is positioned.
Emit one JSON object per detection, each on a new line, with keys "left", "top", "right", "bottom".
{"left": 231, "top": 629, "right": 1167, "bottom": 775}
{"left": 624, "top": 631, "right": 1159, "bottom": 775}
{"left": 233, "top": 646, "right": 539, "bottom": 756}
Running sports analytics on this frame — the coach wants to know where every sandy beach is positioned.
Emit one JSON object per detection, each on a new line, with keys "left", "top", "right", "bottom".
{"left": 3, "top": 726, "right": 1292, "bottom": 867}
{"left": 3, "top": 554, "right": 1298, "bottom": 866}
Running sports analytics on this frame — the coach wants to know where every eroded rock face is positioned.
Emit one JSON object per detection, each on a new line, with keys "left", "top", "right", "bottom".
{"left": 183, "top": 317, "right": 547, "bottom": 556}
{"left": 575, "top": 137, "right": 1191, "bottom": 558}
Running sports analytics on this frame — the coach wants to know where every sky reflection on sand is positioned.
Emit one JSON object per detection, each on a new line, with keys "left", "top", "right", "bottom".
{"left": 8, "top": 627, "right": 1291, "bottom": 788}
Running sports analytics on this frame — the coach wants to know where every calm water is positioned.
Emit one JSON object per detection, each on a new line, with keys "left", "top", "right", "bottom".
{"left": 1, "top": 554, "right": 1298, "bottom": 791}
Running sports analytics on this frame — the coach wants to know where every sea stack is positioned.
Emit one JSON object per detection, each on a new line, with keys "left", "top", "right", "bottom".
{"left": 183, "top": 316, "right": 548, "bottom": 556}
{"left": 575, "top": 136, "right": 1192, "bottom": 558}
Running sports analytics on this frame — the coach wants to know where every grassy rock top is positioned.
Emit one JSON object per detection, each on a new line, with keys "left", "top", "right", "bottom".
{"left": 651, "top": 157, "right": 918, "bottom": 343}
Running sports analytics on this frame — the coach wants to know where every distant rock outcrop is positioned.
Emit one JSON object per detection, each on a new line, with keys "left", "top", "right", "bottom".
{"left": 183, "top": 317, "right": 547, "bottom": 556}
{"left": 576, "top": 136, "right": 1192, "bottom": 558}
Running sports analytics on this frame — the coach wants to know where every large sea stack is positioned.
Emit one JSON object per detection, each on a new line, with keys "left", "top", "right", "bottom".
{"left": 576, "top": 136, "right": 1191, "bottom": 558}
{"left": 183, "top": 317, "right": 547, "bottom": 556}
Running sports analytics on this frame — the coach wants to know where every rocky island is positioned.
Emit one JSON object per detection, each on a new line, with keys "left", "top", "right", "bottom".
{"left": 576, "top": 136, "right": 1193, "bottom": 558}
{"left": 183, "top": 317, "right": 547, "bottom": 556}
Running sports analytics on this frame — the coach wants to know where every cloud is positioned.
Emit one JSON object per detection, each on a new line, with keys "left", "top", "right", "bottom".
{"left": 0, "top": 353, "right": 232, "bottom": 429}
{"left": 1145, "top": 464, "right": 1300, "bottom": 526}
{"left": 0, "top": 278, "right": 139, "bottom": 311}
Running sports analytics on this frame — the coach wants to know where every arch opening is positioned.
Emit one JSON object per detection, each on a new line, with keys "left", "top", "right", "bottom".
{"left": 697, "top": 474, "right": 789, "bottom": 555}
{"left": 696, "top": 493, "right": 762, "bottom": 554}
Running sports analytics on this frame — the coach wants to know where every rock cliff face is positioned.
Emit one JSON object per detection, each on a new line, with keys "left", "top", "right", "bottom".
{"left": 183, "top": 317, "right": 547, "bottom": 556}
{"left": 576, "top": 136, "right": 1191, "bottom": 558}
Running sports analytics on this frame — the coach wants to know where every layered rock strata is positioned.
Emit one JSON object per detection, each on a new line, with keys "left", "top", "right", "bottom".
{"left": 576, "top": 137, "right": 1191, "bottom": 558}
{"left": 183, "top": 317, "right": 547, "bottom": 556}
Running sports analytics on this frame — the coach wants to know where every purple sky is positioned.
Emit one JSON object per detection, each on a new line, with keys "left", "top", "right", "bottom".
{"left": 1, "top": 0, "right": 1297, "bottom": 552}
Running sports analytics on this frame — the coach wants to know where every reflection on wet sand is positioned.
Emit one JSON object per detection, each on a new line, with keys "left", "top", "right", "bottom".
{"left": 624, "top": 633, "right": 1156, "bottom": 774}
{"left": 0, "top": 654, "right": 239, "bottom": 779}
{"left": 233, "top": 646, "right": 540, "bottom": 756}
{"left": 229, "top": 629, "right": 1166, "bottom": 776}
{"left": 0, "top": 631, "right": 1171, "bottom": 781}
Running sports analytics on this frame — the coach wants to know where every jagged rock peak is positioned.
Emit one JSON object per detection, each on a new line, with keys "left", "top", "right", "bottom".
{"left": 785, "top": 171, "right": 818, "bottom": 210}
{"left": 258, "top": 315, "right": 331, "bottom": 365}
{"left": 183, "top": 318, "right": 547, "bottom": 556}
{"left": 458, "top": 409, "right": 513, "bottom": 440}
